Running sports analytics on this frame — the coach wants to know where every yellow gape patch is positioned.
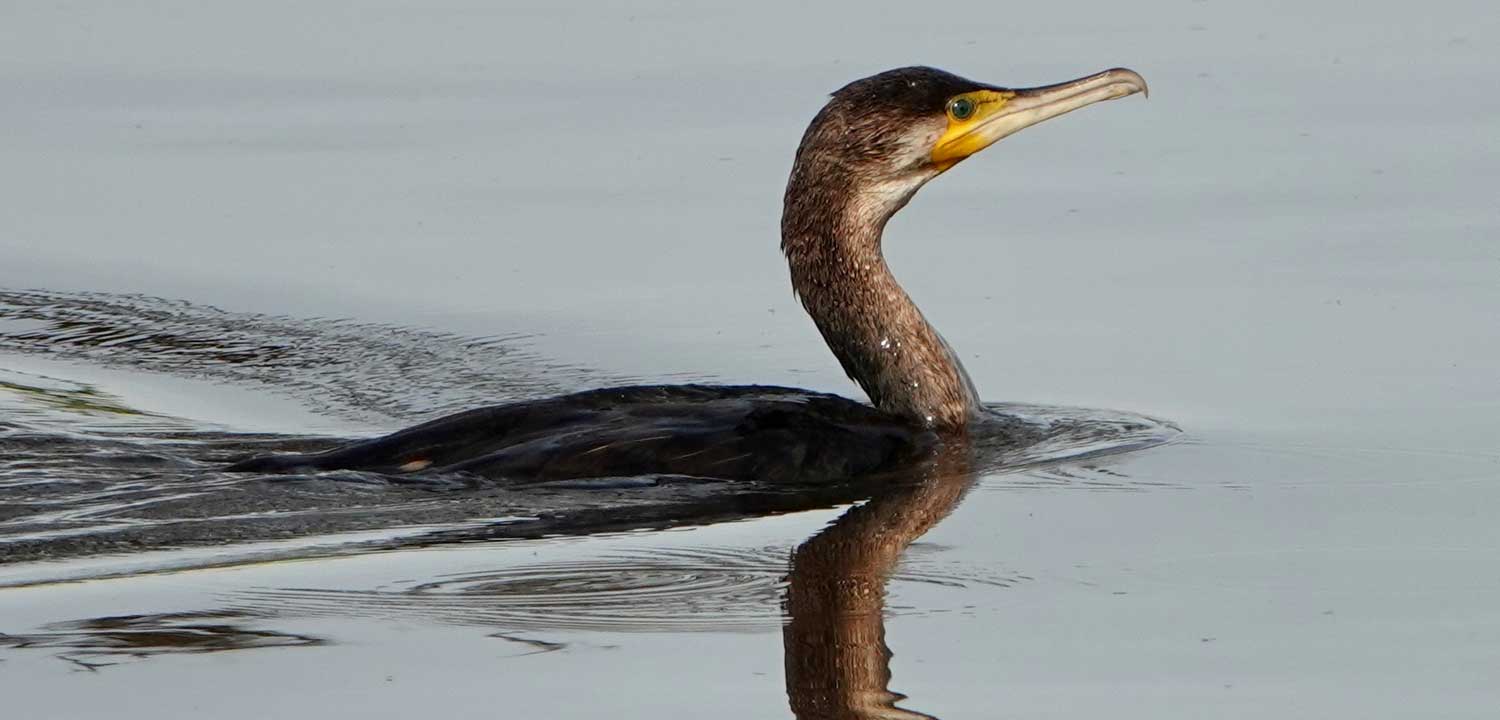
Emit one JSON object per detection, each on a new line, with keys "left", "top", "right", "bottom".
{"left": 931, "top": 90, "right": 1016, "bottom": 170}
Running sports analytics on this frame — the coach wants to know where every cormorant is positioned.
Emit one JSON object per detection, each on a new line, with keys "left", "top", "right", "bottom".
{"left": 227, "top": 66, "right": 1147, "bottom": 483}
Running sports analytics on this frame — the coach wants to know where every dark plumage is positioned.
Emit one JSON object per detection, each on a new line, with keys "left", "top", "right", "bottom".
{"left": 227, "top": 385, "right": 933, "bottom": 483}
{"left": 830, "top": 66, "right": 995, "bottom": 122}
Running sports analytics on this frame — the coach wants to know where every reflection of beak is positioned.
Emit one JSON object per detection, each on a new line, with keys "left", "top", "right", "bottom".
{"left": 931, "top": 68, "right": 1148, "bottom": 169}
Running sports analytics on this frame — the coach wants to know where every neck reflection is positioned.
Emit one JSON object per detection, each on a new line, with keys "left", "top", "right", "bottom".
{"left": 782, "top": 441, "right": 976, "bottom": 720}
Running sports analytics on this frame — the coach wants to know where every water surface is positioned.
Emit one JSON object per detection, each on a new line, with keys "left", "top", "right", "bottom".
{"left": 2, "top": 1, "right": 1498, "bottom": 718}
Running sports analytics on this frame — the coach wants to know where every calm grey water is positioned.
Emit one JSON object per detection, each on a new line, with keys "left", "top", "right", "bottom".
{"left": 2, "top": 1, "right": 1498, "bottom": 718}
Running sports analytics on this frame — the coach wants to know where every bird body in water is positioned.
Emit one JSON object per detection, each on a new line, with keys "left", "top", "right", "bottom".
{"left": 228, "top": 66, "right": 1147, "bottom": 483}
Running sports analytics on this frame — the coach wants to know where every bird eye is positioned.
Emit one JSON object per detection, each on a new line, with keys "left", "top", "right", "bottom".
{"left": 948, "top": 97, "right": 976, "bottom": 120}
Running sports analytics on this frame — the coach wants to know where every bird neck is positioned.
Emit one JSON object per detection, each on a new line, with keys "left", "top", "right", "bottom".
{"left": 781, "top": 172, "right": 980, "bottom": 429}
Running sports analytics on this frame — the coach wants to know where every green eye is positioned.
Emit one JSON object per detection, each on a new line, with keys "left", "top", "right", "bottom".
{"left": 949, "top": 97, "right": 975, "bottom": 120}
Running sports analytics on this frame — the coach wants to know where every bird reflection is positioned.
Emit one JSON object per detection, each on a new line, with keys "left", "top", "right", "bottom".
{"left": 782, "top": 440, "right": 977, "bottom": 719}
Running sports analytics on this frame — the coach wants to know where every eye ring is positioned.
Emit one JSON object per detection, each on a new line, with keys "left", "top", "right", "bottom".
{"left": 948, "top": 97, "right": 976, "bottom": 120}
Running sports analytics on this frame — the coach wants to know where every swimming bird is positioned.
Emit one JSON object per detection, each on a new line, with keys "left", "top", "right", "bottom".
{"left": 227, "top": 66, "right": 1147, "bottom": 484}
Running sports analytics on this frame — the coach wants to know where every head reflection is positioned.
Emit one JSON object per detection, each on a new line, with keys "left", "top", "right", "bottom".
{"left": 782, "top": 440, "right": 976, "bottom": 720}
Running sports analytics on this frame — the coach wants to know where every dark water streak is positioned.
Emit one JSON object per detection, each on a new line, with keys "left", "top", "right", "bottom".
{"left": 0, "top": 610, "right": 326, "bottom": 672}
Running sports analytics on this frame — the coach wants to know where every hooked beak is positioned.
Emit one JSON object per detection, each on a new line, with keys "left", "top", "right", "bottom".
{"left": 931, "top": 67, "right": 1148, "bottom": 170}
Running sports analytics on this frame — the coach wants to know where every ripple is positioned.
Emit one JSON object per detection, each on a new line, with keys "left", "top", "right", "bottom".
{"left": 0, "top": 289, "right": 608, "bottom": 424}
{"left": 238, "top": 544, "right": 1026, "bottom": 634}
{"left": 984, "top": 462, "right": 1187, "bottom": 492}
